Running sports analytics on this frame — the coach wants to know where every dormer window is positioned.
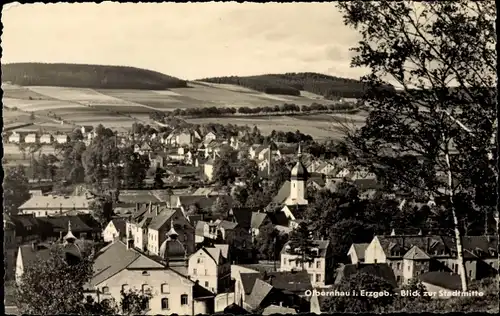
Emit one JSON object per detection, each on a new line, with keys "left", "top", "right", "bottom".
{"left": 142, "top": 271, "right": 149, "bottom": 276}
{"left": 102, "top": 286, "right": 109, "bottom": 294}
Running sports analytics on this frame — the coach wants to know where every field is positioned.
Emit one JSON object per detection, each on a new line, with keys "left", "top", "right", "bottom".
{"left": 2, "top": 82, "right": 366, "bottom": 138}
{"left": 186, "top": 113, "right": 367, "bottom": 140}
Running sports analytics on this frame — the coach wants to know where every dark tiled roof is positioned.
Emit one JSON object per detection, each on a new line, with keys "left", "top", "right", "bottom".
{"left": 111, "top": 218, "right": 127, "bottom": 236}
{"left": 335, "top": 263, "right": 397, "bottom": 288}
{"left": 36, "top": 215, "right": 94, "bottom": 233}
{"left": 19, "top": 243, "right": 53, "bottom": 269}
{"left": 91, "top": 241, "right": 140, "bottom": 286}
{"left": 147, "top": 208, "right": 179, "bottom": 231}
{"left": 193, "top": 282, "right": 215, "bottom": 299}
{"left": 283, "top": 205, "right": 308, "bottom": 220}
{"left": 246, "top": 279, "right": 274, "bottom": 309}
{"left": 230, "top": 207, "right": 258, "bottom": 229}
{"left": 265, "top": 270, "right": 312, "bottom": 293}
{"left": 267, "top": 211, "right": 289, "bottom": 227}
{"left": 418, "top": 271, "right": 462, "bottom": 291}
{"left": 240, "top": 272, "right": 261, "bottom": 294}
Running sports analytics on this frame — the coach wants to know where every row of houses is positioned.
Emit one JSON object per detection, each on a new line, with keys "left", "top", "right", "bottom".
{"left": 7, "top": 126, "right": 96, "bottom": 144}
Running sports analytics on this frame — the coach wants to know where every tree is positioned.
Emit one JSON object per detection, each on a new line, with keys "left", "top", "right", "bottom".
{"left": 254, "top": 221, "right": 289, "bottom": 261}
{"left": 3, "top": 165, "right": 31, "bottom": 215}
{"left": 120, "top": 288, "right": 153, "bottom": 316}
{"left": 337, "top": 1, "right": 496, "bottom": 291}
{"left": 212, "top": 156, "right": 236, "bottom": 186}
{"left": 321, "top": 272, "right": 395, "bottom": 313}
{"left": 15, "top": 247, "right": 94, "bottom": 315}
{"left": 287, "top": 221, "right": 318, "bottom": 270}
{"left": 211, "top": 196, "right": 230, "bottom": 219}
{"left": 90, "top": 197, "right": 114, "bottom": 229}
{"left": 16, "top": 246, "right": 152, "bottom": 315}
{"left": 153, "top": 167, "right": 166, "bottom": 189}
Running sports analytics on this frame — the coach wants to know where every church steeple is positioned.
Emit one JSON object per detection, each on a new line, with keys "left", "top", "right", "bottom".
{"left": 286, "top": 143, "right": 309, "bottom": 206}
{"left": 167, "top": 219, "right": 178, "bottom": 240}
{"left": 64, "top": 221, "right": 77, "bottom": 244}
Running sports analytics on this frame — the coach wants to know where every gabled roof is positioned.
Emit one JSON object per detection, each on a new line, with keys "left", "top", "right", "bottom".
{"left": 418, "top": 271, "right": 462, "bottom": 291}
{"left": 250, "top": 212, "right": 268, "bottom": 229}
{"left": 246, "top": 279, "right": 274, "bottom": 309}
{"left": 216, "top": 219, "right": 238, "bottom": 230}
{"left": 213, "top": 244, "right": 229, "bottom": 259}
{"left": 273, "top": 181, "right": 291, "bottom": 204}
{"left": 282, "top": 240, "right": 330, "bottom": 257}
{"left": 91, "top": 241, "right": 142, "bottom": 286}
{"left": 230, "top": 207, "right": 254, "bottom": 229}
{"left": 147, "top": 208, "right": 179, "bottom": 231}
{"left": 240, "top": 272, "right": 262, "bottom": 295}
{"left": 204, "top": 247, "right": 223, "bottom": 265}
{"left": 403, "top": 245, "right": 431, "bottom": 260}
{"left": 335, "top": 263, "right": 397, "bottom": 288}
{"left": 349, "top": 243, "right": 369, "bottom": 260}
{"left": 267, "top": 211, "right": 289, "bottom": 227}
{"left": 36, "top": 215, "right": 99, "bottom": 233}
{"left": 282, "top": 204, "right": 308, "bottom": 220}
{"left": 265, "top": 270, "right": 312, "bottom": 293}
{"left": 195, "top": 220, "right": 207, "bottom": 235}
{"left": 19, "top": 195, "right": 92, "bottom": 209}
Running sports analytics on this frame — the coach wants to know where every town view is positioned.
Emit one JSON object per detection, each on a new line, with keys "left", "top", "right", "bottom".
{"left": 2, "top": 1, "right": 498, "bottom": 315}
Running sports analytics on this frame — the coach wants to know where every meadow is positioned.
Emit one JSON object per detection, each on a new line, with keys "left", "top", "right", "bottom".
{"left": 2, "top": 82, "right": 366, "bottom": 138}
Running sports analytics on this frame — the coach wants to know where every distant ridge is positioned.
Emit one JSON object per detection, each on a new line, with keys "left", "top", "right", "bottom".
{"left": 1, "top": 62, "right": 188, "bottom": 90}
{"left": 197, "top": 72, "right": 386, "bottom": 99}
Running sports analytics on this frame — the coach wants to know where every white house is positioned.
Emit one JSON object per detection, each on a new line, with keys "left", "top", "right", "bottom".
{"left": 24, "top": 133, "right": 38, "bottom": 144}
{"left": 347, "top": 243, "right": 370, "bottom": 264}
{"left": 280, "top": 240, "right": 334, "bottom": 287}
{"left": 18, "top": 195, "right": 93, "bottom": 217}
{"left": 102, "top": 218, "right": 127, "bottom": 243}
{"left": 8, "top": 132, "right": 21, "bottom": 144}
{"left": 39, "top": 134, "right": 53, "bottom": 144}
{"left": 56, "top": 134, "right": 70, "bottom": 144}
{"left": 204, "top": 132, "right": 217, "bottom": 143}
{"left": 188, "top": 245, "right": 231, "bottom": 294}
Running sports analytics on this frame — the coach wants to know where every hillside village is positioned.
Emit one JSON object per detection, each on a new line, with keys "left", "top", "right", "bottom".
{"left": 4, "top": 119, "right": 498, "bottom": 315}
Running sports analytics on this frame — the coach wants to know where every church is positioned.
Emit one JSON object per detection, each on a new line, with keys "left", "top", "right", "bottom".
{"left": 270, "top": 145, "right": 311, "bottom": 229}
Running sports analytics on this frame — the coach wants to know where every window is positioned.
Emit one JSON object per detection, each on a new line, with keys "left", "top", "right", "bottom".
{"left": 205, "top": 269, "right": 208, "bottom": 275}
{"left": 408, "top": 265, "right": 410, "bottom": 271}
{"left": 315, "top": 274, "right": 321, "bottom": 282}
{"left": 205, "top": 281, "right": 209, "bottom": 287}
{"left": 308, "top": 262, "right": 313, "bottom": 268}
{"left": 197, "top": 258, "right": 203, "bottom": 264}
{"left": 397, "top": 263, "right": 401, "bottom": 270}
{"left": 102, "top": 286, "right": 109, "bottom": 294}
{"left": 122, "top": 284, "right": 129, "bottom": 292}
{"left": 396, "top": 276, "right": 401, "bottom": 282}
{"left": 193, "top": 269, "right": 197, "bottom": 275}
{"left": 316, "top": 261, "right": 321, "bottom": 269}
{"left": 142, "top": 284, "right": 150, "bottom": 293}
{"left": 161, "top": 283, "right": 170, "bottom": 294}
{"left": 161, "top": 298, "right": 169, "bottom": 310}
{"left": 374, "top": 259, "right": 377, "bottom": 263}
{"left": 181, "top": 294, "right": 188, "bottom": 305}
{"left": 469, "top": 270, "right": 472, "bottom": 277}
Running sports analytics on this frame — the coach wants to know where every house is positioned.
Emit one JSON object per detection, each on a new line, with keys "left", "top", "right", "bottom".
{"left": 347, "top": 243, "right": 370, "bottom": 264}
{"left": 103, "top": 218, "right": 127, "bottom": 242}
{"left": 18, "top": 195, "right": 93, "bottom": 217}
{"left": 146, "top": 207, "right": 195, "bottom": 256}
{"left": 204, "top": 158, "right": 215, "bottom": 181}
{"left": 36, "top": 214, "right": 101, "bottom": 241}
{"left": 280, "top": 240, "right": 335, "bottom": 287}
{"left": 88, "top": 240, "right": 215, "bottom": 315}
{"left": 16, "top": 224, "right": 95, "bottom": 284}
{"left": 239, "top": 271, "right": 312, "bottom": 313}
{"left": 55, "top": 134, "right": 70, "bottom": 144}
{"left": 230, "top": 136, "right": 241, "bottom": 150}
{"left": 364, "top": 234, "right": 498, "bottom": 285}
{"left": 134, "top": 143, "right": 152, "bottom": 155}
{"left": 188, "top": 245, "right": 231, "bottom": 294}
{"left": 166, "top": 129, "right": 197, "bottom": 146}
{"left": 24, "top": 133, "right": 38, "bottom": 144}
{"left": 334, "top": 263, "right": 398, "bottom": 288}
{"left": 39, "top": 134, "right": 53, "bottom": 144}
{"left": 204, "top": 131, "right": 218, "bottom": 143}
{"left": 248, "top": 145, "right": 266, "bottom": 160}
{"left": 8, "top": 131, "right": 21, "bottom": 143}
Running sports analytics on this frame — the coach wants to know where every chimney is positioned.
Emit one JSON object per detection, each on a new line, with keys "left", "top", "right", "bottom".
{"left": 135, "top": 203, "right": 140, "bottom": 213}
{"left": 149, "top": 203, "right": 152, "bottom": 213}
{"left": 418, "top": 229, "right": 423, "bottom": 236}
{"left": 390, "top": 229, "right": 396, "bottom": 236}
{"left": 279, "top": 301, "right": 283, "bottom": 307}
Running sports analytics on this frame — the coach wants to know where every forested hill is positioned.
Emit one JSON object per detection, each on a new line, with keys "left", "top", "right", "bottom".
{"left": 198, "top": 72, "right": 390, "bottom": 99}
{"left": 1, "top": 63, "right": 188, "bottom": 89}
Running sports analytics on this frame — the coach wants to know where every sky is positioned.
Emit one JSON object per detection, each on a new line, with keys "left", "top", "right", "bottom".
{"left": 1, "top": 2, "right": 369, "bottom": 80}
